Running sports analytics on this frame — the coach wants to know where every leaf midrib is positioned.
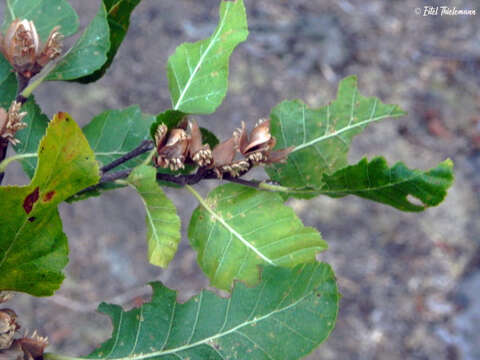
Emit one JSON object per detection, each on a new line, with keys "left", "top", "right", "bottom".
{"left": 172, "top": 3, "right": 231, "bottom": 110}
{"left": 190, "top": 186, "right": 275, "bottom": 265}
{"left": 291, "top": 105, "right": 397, "bottom": 153}
{"left": 105, "top": 292, "right": 311, "bottom": 360}
{"left": 290, "top": 171, "right": 438, "bottom": 195}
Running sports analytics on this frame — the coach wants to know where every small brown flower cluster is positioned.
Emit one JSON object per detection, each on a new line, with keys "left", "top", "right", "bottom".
{"left": 0, "top": 101, "right": 27, "bottom": 145}
{"left": 153, "top": 118, "right": 292, "bottom": 178}
{"left": 0, "top": 293, "right": 48, "bottom": 360}
{"left": 0, "top": 19, "right": 63, "bottom": 78}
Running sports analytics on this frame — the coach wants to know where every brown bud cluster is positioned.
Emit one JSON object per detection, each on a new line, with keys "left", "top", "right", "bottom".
{"left": 154, "top": 119, "right": 213, "bottom": 171}
{"left": 0, "top": 101, "right": 27, "bottom": 145}
{"left": 0, "top": 19, "right": 63, "bottom": 78}
{"left": 0, "top": 331, "right": 49, "bottom": 360}
{"left": 212, "top": 119, "right": 293, "bottom": 178}
{"left": 0, "top": 293, "right": 48, "bottom": 360}
{"left": 0, "top": 309, "right": 18, "bottom": 350}
{"left": 153, "top": 117, "right": 292, "bottom": 178}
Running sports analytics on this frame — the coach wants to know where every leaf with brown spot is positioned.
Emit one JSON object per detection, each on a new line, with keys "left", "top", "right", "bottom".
{"left": 23, "top": 187, "right": 39, "bottom": 214}
{"left": 0, "top": 112, "right": 99, "bottom": 296}
{"left": 42, "top": 190, "right": 56, "bottom": 202}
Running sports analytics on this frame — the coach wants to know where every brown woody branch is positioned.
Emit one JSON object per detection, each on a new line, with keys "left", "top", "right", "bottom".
{"left": 101, "top": 140, "right": 154, "bottom": 173}
{"left": 74, "top": 153, "right": 261, "bottom": 198}
{"left": 0, "top": 74, "right": 31, "bottom": 185}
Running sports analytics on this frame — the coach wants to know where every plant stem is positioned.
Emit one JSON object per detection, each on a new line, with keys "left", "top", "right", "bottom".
{"left": 101, "top": 140, "right": 154, "bottom": 173}
{"left": 185, "top": 184, "right": 204, "bottom": 204}
{"left": 220, "top": 176, "right": 260, "bottom": 189}
{"left": 0, "top": 153, "right": 37, "bottom": 173}
{"left": 43, "top": 353, "right": 85, "bottom": 360}
{"left": 72, "top": 140, "right": 281, "bottom": 196}
{"left": 141, "top": 149, "right": 156, "bottom": 167}
{"left": 21, "top": 61, "right": 56, "bottom": 99}
{"left": 258, "top": 182, "right": 291, "bottom": 192}
{"left": 16, "top": 74, "right": 30, "bottom": 103}
{"left": 0, "top": 73, "right": 33, "bottom": 185}
{"left": 0, "top": 141, "right": 8, "bottom": 184}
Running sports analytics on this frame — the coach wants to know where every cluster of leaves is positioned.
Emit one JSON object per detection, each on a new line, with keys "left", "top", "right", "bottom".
{"left": 0, "top": 1, "right": 454, "bottom": 359}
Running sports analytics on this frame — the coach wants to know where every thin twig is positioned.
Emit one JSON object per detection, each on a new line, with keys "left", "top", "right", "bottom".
{"left": 212, "top": 175, "right": 260, "bottom": 189}
{"left": 0, "top": 140, "right": 9, "bottom": 184}
{"left": 75, "top": 169, "right": 133, "bottom": 197}
{"left": 101, "top": 140, "right": 154, "bottom": 173}
{"left": 75, "top": 165, "right": 263, "bottom": 197}
{"left": 0, "top": 74, "right": 31, "bottom": 185}
{"left": 16, "top": 74, "right": 30, "bottom": 104}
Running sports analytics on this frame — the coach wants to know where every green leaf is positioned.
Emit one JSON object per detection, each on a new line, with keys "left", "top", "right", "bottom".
{"left": 188, "top": 184, "right": 327, "bottom": 290}
{"left": 310, "top": 157, "right": 453, "bottom": 212}
{"left": 200, "top": 127, "right": 219, "bottom": 149}
{"left": 150, "top": 110, "right": 186, "bottom": 138}
{"left": 266, "top": 76, "right": 406, "bottom": 193}
{"left": 0, "top": 55, "right": 16, "bottom": 108}
{"left": 66, "top": 106, "right": 155, "bottom": 202}
{"left": 13, "top": 96, "right": 50, "bottom": 177}
{"left": 47, "top": 3, "right": 110, "bottom": 81}
{"left": 126, "top": 165, "right": 181, "bottom": 268}
{"left": 77, "top": 0, "right": 142, "bottom": 83}
{"left": 167, "top": 0, "right": 248, "bottom": 114}
{"left": 0, "top": 112, "right": 100, "bottom": 296}
{"left": 85, "top": 263, "right": 338, "bottom": 360}
{"left": 14, "top": 104, "right": 156, "bottom": 182}
{"left": 3, "top": 0, "right": 79, "bottom": 40}
{"left": 83, "top": 105, "right": 155, "bottom": 170}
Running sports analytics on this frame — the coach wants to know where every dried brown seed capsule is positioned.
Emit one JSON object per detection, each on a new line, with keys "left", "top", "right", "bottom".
{"left": 264, "top": 146, "right": 294, "bottom": 164}
{"left": 0, "top": 101, "right": 27, "bottom": 145}
{"left": 36, "top": 26, "right": 63, "bottom": 67}
{"left": 16, "top": 331, "right": 48, "bottom": 360}
{"left": 154, "top": 124, "right": 168, "bottom": 151}
{"left": 154, "top": 128, "right": 190, "bottom": 171}
{"left": 237, "top": 119, "right": 292, "bottom": 165}
{"left": 0, "top": 309, "right": 19, "bottom": 350}
{"left": 0, "top": 340, "right": 23, "bottom": 360}
{"left": 212, "top": 136, "right": 236, "bottom": 168}
{"left": 233, "top": 121, "right": 247, "bottom": 153}
{"left": 0, "top": 19, "right": 63, "bottom": 78}
{"left": 243, "top": 118, "right": 272, "bottom": 154}
{"left": 235, "top": 119, "right": 273, "bottom": 160}
{"left": 187, "top": 120, "right": 212, "bottom": 167}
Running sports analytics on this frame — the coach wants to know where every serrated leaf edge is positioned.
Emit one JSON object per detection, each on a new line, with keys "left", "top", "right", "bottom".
{"left": 90, "top": 263, "right": 339, "bottom": 360}
{"left": 290, "top": 77, "right": 407, "bottom": 154}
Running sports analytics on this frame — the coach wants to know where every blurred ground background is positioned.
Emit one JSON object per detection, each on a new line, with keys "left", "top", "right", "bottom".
{"left": 1, "top": 0, "right": 480, "bottom": 359}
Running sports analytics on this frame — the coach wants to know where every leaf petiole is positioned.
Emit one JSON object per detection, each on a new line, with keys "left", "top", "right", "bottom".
{"left": 258, "top": 181, "right": 291, "bottom": 192}
{"left": 141, "top": 149, "right": 156, "bottom": 167}
{"left": 21, "top": 61, "right": 57, "bottom": 99}
{"left": 43, "top": 353, "right": 85, "bottom": 360}
{"left": 0, "top": 153, "right": 37, "bottom": 173}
